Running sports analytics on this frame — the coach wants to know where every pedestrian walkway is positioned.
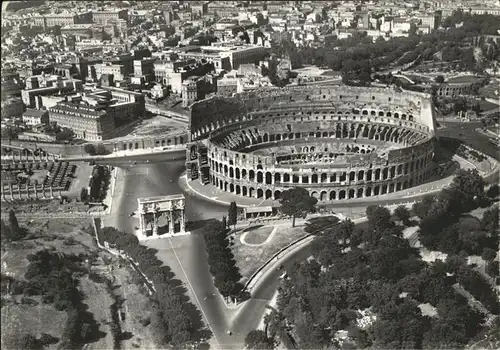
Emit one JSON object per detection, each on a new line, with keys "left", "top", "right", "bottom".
{"left": 180, "top": 174, "right": 269, "bottom": 208}
{"left": 240, "top": 226, "right": 278, "bottom": 247}
{"left": 180, "top": 172, "right": 457, "bottom": 208}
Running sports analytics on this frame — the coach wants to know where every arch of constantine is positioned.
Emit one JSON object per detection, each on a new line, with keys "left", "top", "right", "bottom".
{"left": 136, "top": 194, "right": 187, "bottom": 240}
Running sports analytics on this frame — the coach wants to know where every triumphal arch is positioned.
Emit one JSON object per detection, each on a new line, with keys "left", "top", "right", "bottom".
{"left": 136, "top": 194, "right": 188, "bottom": 240}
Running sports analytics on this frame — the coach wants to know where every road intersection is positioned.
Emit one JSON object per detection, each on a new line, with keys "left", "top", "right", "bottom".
{"left": 99, "top": 156, "right": 310, "bottom": 349}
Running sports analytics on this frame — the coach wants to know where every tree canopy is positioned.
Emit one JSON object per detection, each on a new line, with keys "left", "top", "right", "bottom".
{"left": 279, "top": 188, "right": 318, "bottom": 227}
{"left": 227, "top": 201, "right": 238, "bottom": 229}
{"left": 245, "top": 330, "right": 273, "bottom": 350}
{"left": 202, "top": 220, "right": 241, "bottom": 299}
{"left": 100, "top": 226, "right": 196, "bottom": 347}
{"left": 268, "top": 176, "right": 497, "bottom": 349}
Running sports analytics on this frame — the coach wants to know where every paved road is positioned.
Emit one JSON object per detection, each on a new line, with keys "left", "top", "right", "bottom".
{"left": 437, "top": 121, "right": 499, "bottom": 160}
{"left": 99, "top": 156, "right": 305, "bottom": 349}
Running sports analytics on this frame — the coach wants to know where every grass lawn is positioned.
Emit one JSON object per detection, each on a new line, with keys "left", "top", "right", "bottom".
{"left": 477, "top": 99, "right": 499, "bottom": 113}
{"left": 469, "top": 204, "right": 498, "bottom": 220}
{"left": 131, "top": 116, "right": 184, "bottom": 137}
{"left": 241, "top": 225, "right": 274, "bottom": 245}
{"left": 1, "top": 301, "right": 67, "bottom": 350}
{"left": 2, "top": 218, "right": 96, "bottom": 278}
{"left": 232, "top": 225, "right": 308, "bottom": 282}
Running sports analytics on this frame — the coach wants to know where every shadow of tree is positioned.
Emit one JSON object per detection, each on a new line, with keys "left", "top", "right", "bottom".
{"left": 120, "top": 331, "right": 134, "bottom": 341}
{"left": 242, "top": 225, "right": 264, "bottom": 232}
{"left": 80, "top": 305, "right": 107, "bottom": 344}
{"left": 187, "top": 218, "right": 219, "bottom": 232}
{"left": 184, "top": 302, "right": 213, "bottom": 343}
{"left": 233, "top": 282, "right": 251, "bottom": 302}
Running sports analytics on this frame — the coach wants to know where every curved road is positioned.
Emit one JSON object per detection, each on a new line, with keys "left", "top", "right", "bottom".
{"left": 98, "top": 154, "right": 308, "bottom": 349}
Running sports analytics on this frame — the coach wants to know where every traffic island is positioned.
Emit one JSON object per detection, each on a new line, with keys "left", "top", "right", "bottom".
{"left": 231, "top": 224, "right": 308, "bottom": 284}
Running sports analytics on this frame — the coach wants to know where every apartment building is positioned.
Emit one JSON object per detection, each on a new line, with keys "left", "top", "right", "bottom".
{"left": 48, "top": 99, "right": 116, "bottom": 141}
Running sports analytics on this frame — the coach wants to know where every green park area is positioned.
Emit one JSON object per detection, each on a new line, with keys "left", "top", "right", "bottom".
{"left": 259, "top": 169, "right": 499, "bottom": 349}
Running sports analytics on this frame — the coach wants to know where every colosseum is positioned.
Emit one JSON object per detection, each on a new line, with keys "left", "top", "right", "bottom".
{"left": 185, "top": 85, "right": 437, "bottom": 202}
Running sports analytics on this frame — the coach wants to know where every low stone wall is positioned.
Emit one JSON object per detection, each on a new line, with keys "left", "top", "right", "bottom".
{"left": 2, "top": 131, "right": 188, "bottom": 157}
{"left": 0, "top": 198, "right": 95, "bottom": 215}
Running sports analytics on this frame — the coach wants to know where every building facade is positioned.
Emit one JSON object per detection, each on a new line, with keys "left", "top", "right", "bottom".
{"left": 21, "top": 80, "right": 83, "bottom": 108}
{"left": 92, "top": 10, "right": 129, "bottom": 25}
{"left": 48, "top": 100, "right": 116, "bottom": 141}
{"left": 22, "top": 109, "right": 49, "bottom": 126}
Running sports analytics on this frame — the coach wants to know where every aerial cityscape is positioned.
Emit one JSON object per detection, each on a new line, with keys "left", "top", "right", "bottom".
{"left": 1, "top": 0, "right": 499, "bottom": 349}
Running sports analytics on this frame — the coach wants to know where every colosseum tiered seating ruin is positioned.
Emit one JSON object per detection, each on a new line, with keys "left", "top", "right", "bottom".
{"left": 186, "top": 85, "right": 437, "bottom": 202}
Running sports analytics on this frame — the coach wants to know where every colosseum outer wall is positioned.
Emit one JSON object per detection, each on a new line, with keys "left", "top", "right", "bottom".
{"left": 186, "top": 85, "right": 437, "bottom": 202}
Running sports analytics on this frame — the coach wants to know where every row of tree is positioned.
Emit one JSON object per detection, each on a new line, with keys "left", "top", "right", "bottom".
{"left": 99, "top": 227, "right": 195, "bottom": 347}
{"left": 202, "top": 220, "right": 242, "bottom": 300}
{"left": 88, "top": 165, "right": 109, "bottom": 202}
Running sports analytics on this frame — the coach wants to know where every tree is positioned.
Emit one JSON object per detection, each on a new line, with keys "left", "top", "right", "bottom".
{"left": 3, "top": 333, "right": 42, "bottom": 350}
{"left": 486, "top": 184, "right": 499, "bottom": 198}
{"left": 221, "top": 215, "right": 227, "bottom": 230}
{"left": 228, "top": 201, "right": 238, "bottom": 230}
{"left": 394, "top": 205, "right": 411, "bottom": 225}
{"left": 366, "top": 205, "right": 392, "bottom": 232}
{"left": 245, "top": 330, "right": 273, "bottom": 349}
{"left": 80, "top": 188, "right": 88, "bottom": 202}
{"left": 1, "top": 219, "right": 12, "bottom": 240}
{"left": 412, "top": 195, "right": 436, "bottom": 219}
{"left": 451, "top": 169, "right": 485, "bottom": 204}
{"left": 481, "top": 206, "right": 499, "bottom": 234}
{"left": 481, "top": 247, "right": 497, "bottom": 262}
{"left": 279, "top": 188, "right": 318, "bottom": 227}
{"left": 84, "top": 144, "right": 96, "bottom": 155}
{"left": 7, "top": 210, "right": 23, "bottom": 240}
{"left": 1, "top": 126, "right": 20, "bottom": 140}
{"left": 95, "top": 143, "right": 107, "bottom": 155}
{"left": 55, "top": 128, "right": 74, "bottom": 142}
{"left": 39, "top": 333, "right": 59, "bottom": 346}
{"left": 435, "top": 75, "right": 445, "bottom": 83}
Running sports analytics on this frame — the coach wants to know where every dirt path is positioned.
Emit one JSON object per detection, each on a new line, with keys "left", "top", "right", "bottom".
{"left": 79, "top": 277, "right": 115, "bottom": 350}
{"left": 112, "top": 266, "right": 156, "bottom": 349}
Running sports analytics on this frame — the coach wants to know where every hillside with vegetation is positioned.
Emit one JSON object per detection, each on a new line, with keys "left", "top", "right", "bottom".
{"left": 261, "top": 169, "right": 499, "bottom": 349}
